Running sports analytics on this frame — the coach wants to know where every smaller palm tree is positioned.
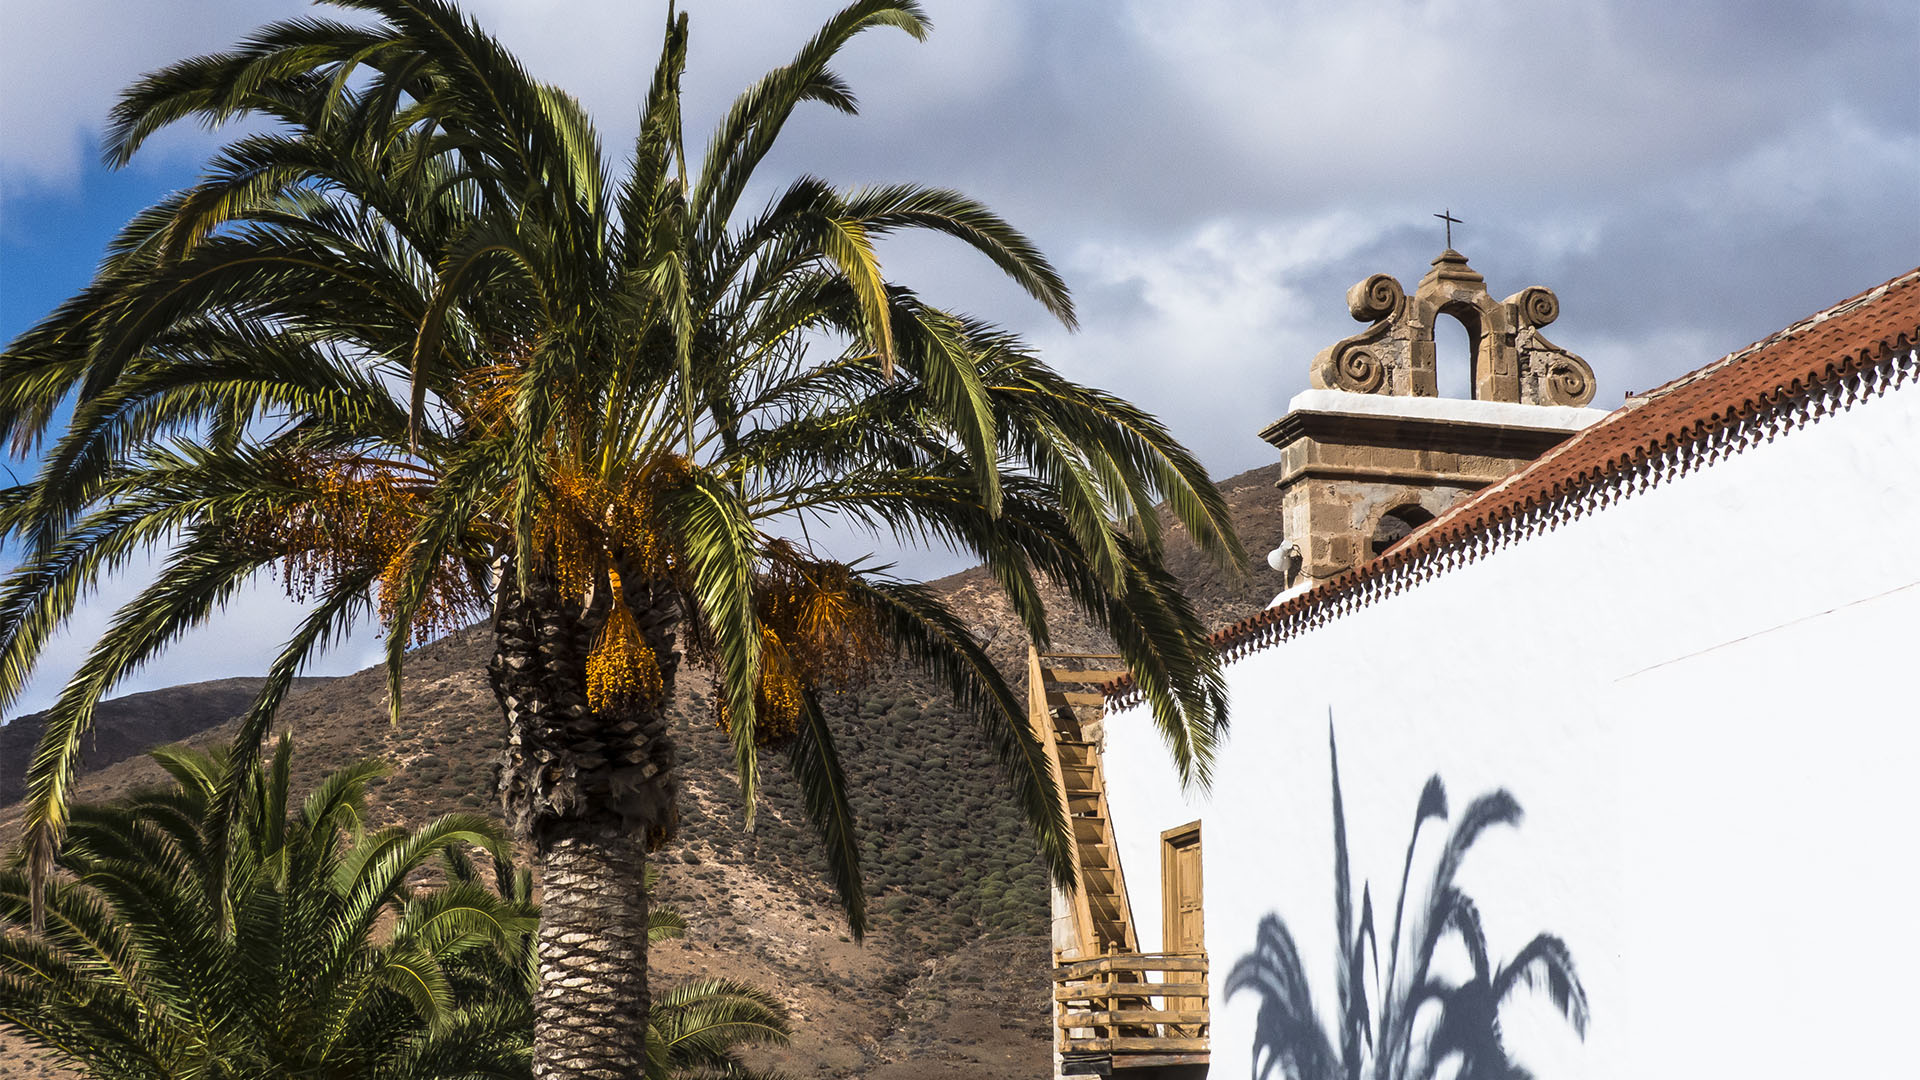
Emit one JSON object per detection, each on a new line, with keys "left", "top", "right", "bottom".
{"left": 648, "top": 976, "right": 792, "bottom": 1080}
{"left": 0, "top": 740, "right": 799, "bottom": 1079}
{"left": 0, "top": 737, "right": 535, "bottom": 1078}
{"left": 1226, "top": 725, "right": 1589, "bottom": 1080}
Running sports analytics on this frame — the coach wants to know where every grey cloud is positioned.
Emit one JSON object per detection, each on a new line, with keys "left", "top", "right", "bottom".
{"left": 2, "top": 0, "right": 1915, "bottom": 698}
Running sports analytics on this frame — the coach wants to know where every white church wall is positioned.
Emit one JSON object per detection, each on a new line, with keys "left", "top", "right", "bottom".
{"left": 1099, "top": 366, "right": 1920, "bottom": 1078}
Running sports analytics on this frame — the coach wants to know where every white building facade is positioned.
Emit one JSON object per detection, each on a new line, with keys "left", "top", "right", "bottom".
{"left": 1081, "top": 267, "right": 1920, "bottom": 1078}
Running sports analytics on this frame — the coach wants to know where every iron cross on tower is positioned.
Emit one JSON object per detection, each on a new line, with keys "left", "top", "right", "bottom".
{"left": 1434, "top": 209, "right": 1462, "bottom": 249}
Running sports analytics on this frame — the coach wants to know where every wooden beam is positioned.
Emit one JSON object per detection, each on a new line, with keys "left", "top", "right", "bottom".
{"left": 1056, "top": 979, "right": 1210, "bottom": 1002}
{"left": 1111, "top": 1052, "right": 1213, "bottom": 1070}
{"left": 1042, "top": 668, "right": 1129, "bottom": 684}
{"left": 1056, "top": 953, "right": 1210, "bottom": 978}
{"left": 1047, "top": 689, "right": 1112, "bottom": 708}
{"left": 1064, "top": 1037, "right": 1211, "bottom": 1053}
{"left": 1081, "top": 1009, "right": 1210, "bottom": 1026}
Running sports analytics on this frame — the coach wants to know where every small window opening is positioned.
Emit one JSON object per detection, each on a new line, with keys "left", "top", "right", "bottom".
{"left": 1371, "top": 504, "right": 1435, "bottom": 557}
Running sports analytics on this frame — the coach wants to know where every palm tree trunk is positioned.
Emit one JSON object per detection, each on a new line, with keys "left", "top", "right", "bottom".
{"left": 534, "top": 822, "right": 653, "bottom": 1076}
{"left": 489, "top": 562, "right": 680, "bottom": 1078}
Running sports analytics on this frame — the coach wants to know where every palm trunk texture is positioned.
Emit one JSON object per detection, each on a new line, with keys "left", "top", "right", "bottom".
{"left": 490, "top": 566, "right": 680, "bottom": 1079}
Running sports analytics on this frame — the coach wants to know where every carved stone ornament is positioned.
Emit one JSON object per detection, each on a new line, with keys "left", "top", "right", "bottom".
{"left": 1310, "top": 250, "right": 1596, "bottom": 406}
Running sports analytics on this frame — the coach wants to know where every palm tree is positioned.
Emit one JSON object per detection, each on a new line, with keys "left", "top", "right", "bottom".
{"left": 0, "top": 738, "right": 535, "bottom": 1078}
{"left": 1225, "top": 726, "right": 1588, "bottom": 1080}
{"left": 0, "top": 0, "right": 1241, "bottom": 1071}
{"left": 648, "top": 977, "right": 792, "bottom": 1080}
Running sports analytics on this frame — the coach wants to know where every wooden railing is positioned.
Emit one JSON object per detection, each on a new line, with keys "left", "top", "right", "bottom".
{"left": 1054, "top": 951, "right": 1209, "bottom": 1063}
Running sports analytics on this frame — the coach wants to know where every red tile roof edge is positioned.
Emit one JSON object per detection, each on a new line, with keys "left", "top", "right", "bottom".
{"left": 1103, "top": 267, "right": 1920, "bottom": 710}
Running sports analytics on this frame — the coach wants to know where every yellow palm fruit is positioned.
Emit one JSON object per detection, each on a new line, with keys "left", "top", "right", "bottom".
{"left": 756, "top": 661, "right": 805, "bottom": 745}
{"left": 586, "top": 589, "right": 663, "bottom": 713}
{"left": 536, "top": 466, "right": 603, "bottom": 599}
{"left": 710, "top": 632, "right": 806, "bottom": 748}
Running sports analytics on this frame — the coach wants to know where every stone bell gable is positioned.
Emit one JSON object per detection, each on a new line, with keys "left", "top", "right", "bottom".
{"left": 1310, "top": 249, "right": 1597, "bottom": 407}
{"left": 1264, "top": 250, "right": 1609, "bottom": 592}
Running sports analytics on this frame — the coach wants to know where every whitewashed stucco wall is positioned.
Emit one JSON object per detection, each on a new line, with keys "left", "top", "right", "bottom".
{"left": 1100, "top": 367, "right": 1920, "bottom": 1078}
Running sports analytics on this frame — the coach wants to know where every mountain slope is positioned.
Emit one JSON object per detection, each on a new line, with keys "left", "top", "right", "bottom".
{"left": 0, "top": 678, "right": 332, "bottom": 805}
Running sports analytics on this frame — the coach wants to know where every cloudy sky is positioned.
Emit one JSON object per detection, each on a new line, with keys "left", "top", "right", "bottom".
{"left": 2, "top": 0, "right": 1916, "bottom": 714}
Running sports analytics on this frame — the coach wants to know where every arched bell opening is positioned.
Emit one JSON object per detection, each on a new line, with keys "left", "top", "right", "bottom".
{"left": 1370, "top": 503, "right": 1437, "bottom": 557}
{"left": 1434, "top": 305, "right": 1481, "bottom": 401}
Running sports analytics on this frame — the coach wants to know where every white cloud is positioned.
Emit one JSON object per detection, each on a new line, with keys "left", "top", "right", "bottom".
{"left": 0, "top": 0, "right": 332, "bottom": 200}
{"left": 1038, "top": 211, "right": 1394, "bottom": 473}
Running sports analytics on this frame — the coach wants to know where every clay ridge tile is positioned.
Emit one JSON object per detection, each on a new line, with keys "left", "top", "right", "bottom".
{"left": 1103, "top": 267, "right": 1920, "bottom": 709}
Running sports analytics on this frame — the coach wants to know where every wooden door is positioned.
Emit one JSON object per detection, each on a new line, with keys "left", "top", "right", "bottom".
{"left": 1159, "top": 822, "right": 1204, "bottom": 1038}
{"left": 1161, "top": 822, "right": 1203, "bottom": 953}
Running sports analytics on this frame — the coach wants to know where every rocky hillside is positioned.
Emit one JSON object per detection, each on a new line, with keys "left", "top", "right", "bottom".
{"left": 0, "top": 462, "right": 1286, "bottom": 1079}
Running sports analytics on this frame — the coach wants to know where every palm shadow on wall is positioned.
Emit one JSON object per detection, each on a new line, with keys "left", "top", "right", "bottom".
{"left": 1226, "top": 724, "right": 1589, "bottom": 1080}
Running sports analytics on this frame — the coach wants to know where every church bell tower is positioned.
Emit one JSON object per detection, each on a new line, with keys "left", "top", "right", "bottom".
{"left": 1262, "top": 248, "right": 1606, "bottom": 591}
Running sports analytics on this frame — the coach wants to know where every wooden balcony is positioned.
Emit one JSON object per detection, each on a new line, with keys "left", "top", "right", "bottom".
{"left": 1054, "top": 951, "right": 1209, "bottom": 1074}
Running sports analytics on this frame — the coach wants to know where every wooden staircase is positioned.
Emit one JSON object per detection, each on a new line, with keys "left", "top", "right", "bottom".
{"left": 1031, "top": 648, "right": 1211, "bottom": 1075}
{"left": 1029, "top": 649, "right": 1137, "bottom": 958}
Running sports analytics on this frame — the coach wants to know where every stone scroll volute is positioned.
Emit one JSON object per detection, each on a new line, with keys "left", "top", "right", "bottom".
{"left": 1310, "top": 274, "right": 1404, "bottom": 394}
{"left": 1507, "top": 285, "right": 1597, "bottom": 407}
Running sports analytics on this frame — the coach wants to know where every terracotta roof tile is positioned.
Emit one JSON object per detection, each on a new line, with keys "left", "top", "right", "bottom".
{"left": 1104, "top": 267, "right": 1920, "bottom": 707}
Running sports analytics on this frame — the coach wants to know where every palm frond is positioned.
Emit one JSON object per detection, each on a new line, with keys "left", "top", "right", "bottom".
{"left": 671, "top": 471, "right": 764, "bottom": 816}
{"left": 783, "top": 688, "right": 866, "bottom": 938}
